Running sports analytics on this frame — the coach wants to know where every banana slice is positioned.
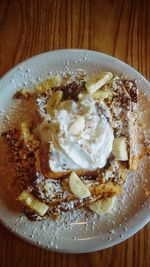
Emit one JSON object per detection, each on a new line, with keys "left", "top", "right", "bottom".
{"left": 21, "top": 122, "right": 31, "bottom": 144}
{"left": 38, "top": 121, "right": 51, "bottom": 142}
{"left": 37, "top": 75, "right": 61, "bottom": 91}
{"left": 69, "top": 172, "right": 91, "bottom": 199}
{"left": 35, "top": 76, "right": 62, "bottom": 95}
{"left": 69, "top": 117, "right": 85, "bottom": 135}
{"left": 112, "top": 136, "right": 128, "bottom": 161}
{"left": 92, "top": 90, "right": 110, "bottom": 100}
{"left": 89, "top": 196, "right": 115, "bottom": 215}
{"left": 77, "top": 91, "right": 88, "bottom": 100}
{"left": 46, "top": 91, "right": 63, "bottom": 115}
{"left": 45, "top": 75, "right": 61, "bottom": 88}
{"left": 85, "top": 72, "right": 113, "bottom": 94}
{"left": 18, "top": 191, "right": 49, "bottom": 216}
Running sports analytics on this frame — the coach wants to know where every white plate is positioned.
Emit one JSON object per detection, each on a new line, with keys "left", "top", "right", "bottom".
{"left": 0, "top": 49, "right": 150, "bottom": 253}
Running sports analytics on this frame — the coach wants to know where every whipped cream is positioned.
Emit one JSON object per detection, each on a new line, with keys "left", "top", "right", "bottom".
{"left": 41, "top": 97, "right": 114, "bottom": 172}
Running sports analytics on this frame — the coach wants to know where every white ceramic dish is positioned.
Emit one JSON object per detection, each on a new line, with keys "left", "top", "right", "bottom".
{"left": 0, "top": 49, "right": 150, "bottom": 253}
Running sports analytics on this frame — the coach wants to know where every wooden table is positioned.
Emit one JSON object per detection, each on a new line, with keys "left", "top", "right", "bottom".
{"left": 0, "top": 0, "right": 149, "bottom": 266}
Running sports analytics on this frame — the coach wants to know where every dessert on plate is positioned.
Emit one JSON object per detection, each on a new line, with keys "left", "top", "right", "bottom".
{"left": 2, "top": 71, "right": 138, "bottom": 220}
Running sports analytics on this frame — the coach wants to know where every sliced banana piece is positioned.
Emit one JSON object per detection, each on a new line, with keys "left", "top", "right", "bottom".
{"left": 89, "top": 196, "right": 115, "bottom": 215}
{"left": 46, "top": 75, "right": 61, "bottom": 88}
{"left": 21, "top": 122, "right": 31, "bottom": 144}
{"left": 57, "top": 100, "right": 73, "bottom": 111}
{"left": 69, "top": 117, "right": 85, "bottom": 135}
{"left": 38, "top": 121, "right": 51, "bottom": 143}
{"left": 69, "top": 172, "right": 91, "bottom": 199}
{"left": 92, "top": 89, "right": 110, "bottom": 100}
{"left": 46, "top": 91, "right": 63, "bottom": 115}
{"left": 36, "top": 75, "right": 61, "bottom": 91}
{"left": 77, "top": 91, "right": 88, "bottom": 100}
{"left": 112, "top": 136, "right": 128, "bottom": 161}
{"left": 85, "top": 72, "right": 113, "bottom": 94}
{"left": 18, "top": 191, "right": 49, "bottom": 216}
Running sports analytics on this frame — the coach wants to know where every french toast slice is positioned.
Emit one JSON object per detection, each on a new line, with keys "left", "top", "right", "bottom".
{"left": 2, "top": 73, "right": 139, "bottom": 220}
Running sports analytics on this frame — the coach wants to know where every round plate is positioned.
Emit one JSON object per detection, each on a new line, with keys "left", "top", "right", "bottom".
{"left": 0, "top": 49, "right": 150, "bottom": 253}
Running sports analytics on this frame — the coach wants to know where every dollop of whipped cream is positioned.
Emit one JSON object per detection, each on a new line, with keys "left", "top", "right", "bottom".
{"left": 42, "top": 97, "right": 114, "bottom": 172}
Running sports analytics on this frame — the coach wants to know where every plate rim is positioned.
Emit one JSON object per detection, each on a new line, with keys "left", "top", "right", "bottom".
{"left": 0, "top": 49, "right": 149, "bottom": 85}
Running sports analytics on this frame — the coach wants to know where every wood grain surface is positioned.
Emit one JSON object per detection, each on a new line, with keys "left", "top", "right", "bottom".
{"left": 0, "top": 0, "right": 150, "bottom": 266}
